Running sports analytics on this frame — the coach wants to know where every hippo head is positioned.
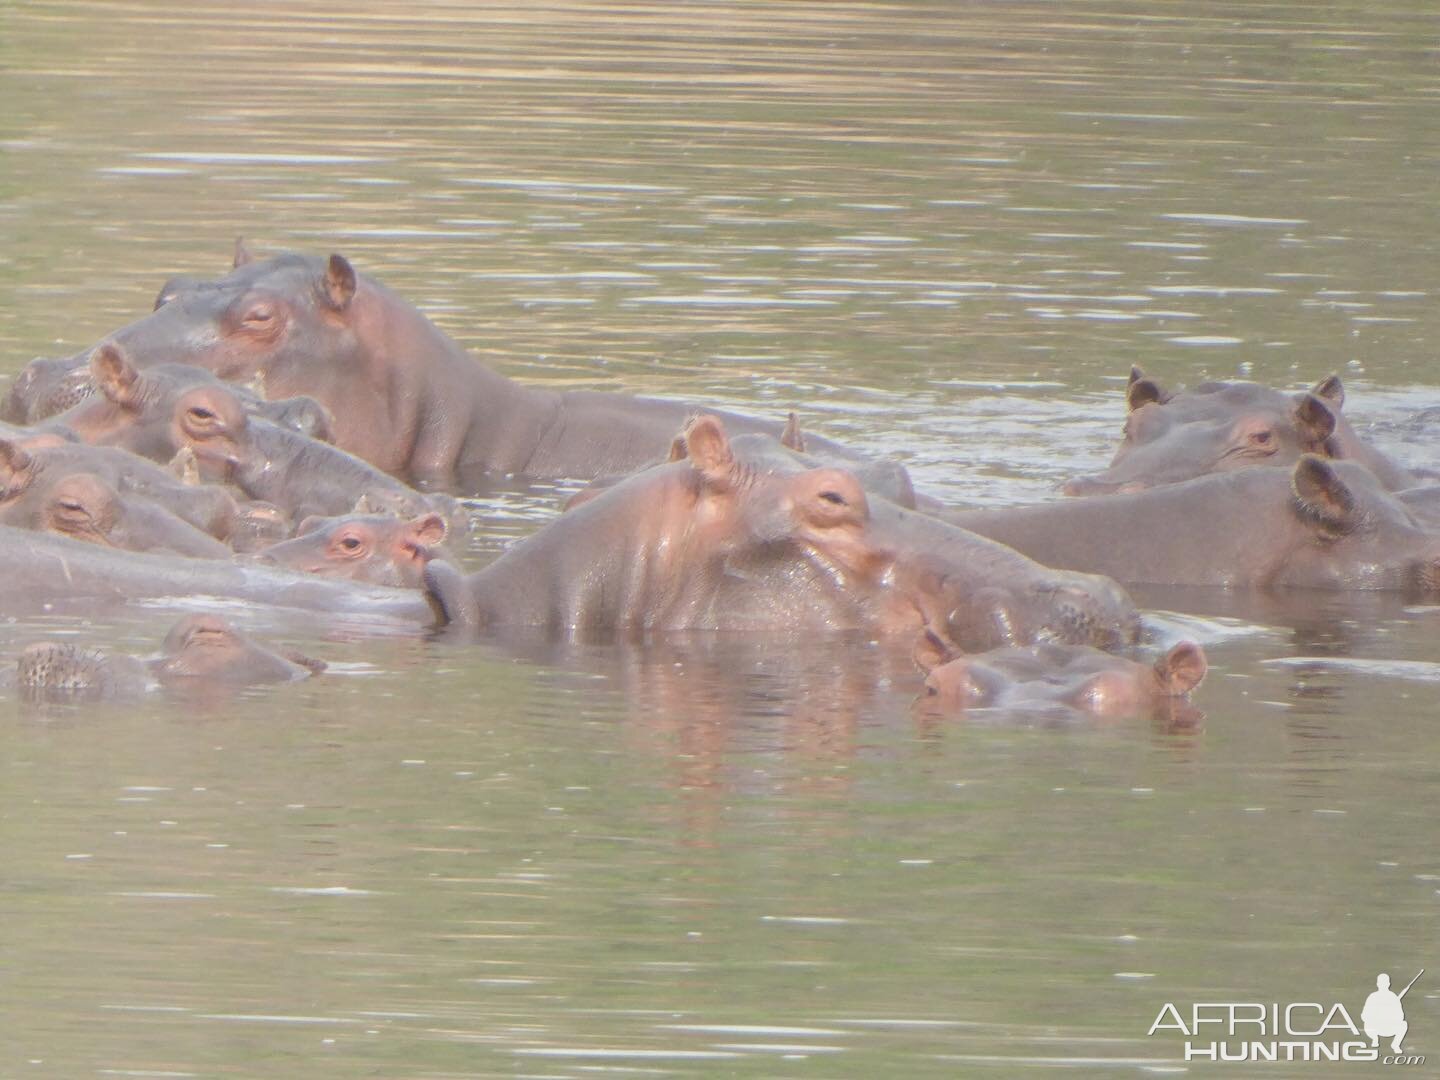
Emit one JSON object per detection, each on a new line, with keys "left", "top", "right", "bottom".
{"left": 676, "top": 415, "right": 889, "bottom": 590}
{"left": 257, "top": 511, "right": 447, "bottom": 588}
{"left": 153, "top": 614, "right": 323, "bottom": 684}
{"left": 1065, "top": 368, "right": 1340, "bottom": 496}
{"left": 914, "top": 629, "right": 1208, "bottom": 722}
{"left": 118, "top": 245, "right": 359, "bottom": 387}
{"left": 1, "top": 352, "right": 95, "bottom": 424}
{"left": 61, "top": 344, "right": 250, "bottom": 474}
{"left": 1276, "top": 456, "right": 1440, "bottom": 594}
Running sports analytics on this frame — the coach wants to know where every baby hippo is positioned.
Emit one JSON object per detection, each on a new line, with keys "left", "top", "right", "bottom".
{"left": 914, "top": 630, "right": 1207, "bottom": 722}
{"left": 255, "top": 512, "right": 448, "bottom": 588}
{"left": 14, "top": 614, "right": 323, "bottom": 701}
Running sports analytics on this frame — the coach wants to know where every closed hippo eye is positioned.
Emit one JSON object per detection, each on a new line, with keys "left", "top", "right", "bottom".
{"left": 244, "top": 305, "right": 275, "bottom": 325}
{"left": 818, "top": 489, "right": 848, "bottom": 506}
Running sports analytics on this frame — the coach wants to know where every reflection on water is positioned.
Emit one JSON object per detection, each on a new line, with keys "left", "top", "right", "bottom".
{"left": 2, "top": 1, "right": 1439, "bottom": 1076}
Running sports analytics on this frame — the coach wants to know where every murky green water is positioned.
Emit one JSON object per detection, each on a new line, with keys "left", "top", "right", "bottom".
{"left": 1, "top": 2, "right": 1437, "bottom": 1076}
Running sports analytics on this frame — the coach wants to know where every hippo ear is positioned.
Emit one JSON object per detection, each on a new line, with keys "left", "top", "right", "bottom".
{"left": 1128, "top": 365, "right": 1146, "bottom": 387}
{"left": 665, "top": 433, "right": 688, "bottom": 462}
{"left": 1292, "top": 392, "right": 1337, "bottom": 448}
{"left": 233, "top": 237, "right": 256, "bottom": 268}
{"left": 322, "top": 254, "right": 357, "bottom": 311}
{"left": 1310, "top": 374, "right": 1344, "bottom": 410}
{"left": 912, "top": 627, "right": 958, "bottom": 676}
{"left": 1127, "top": 377, "right": 1165, "bottom": 412}
{"left": 91, "top": 342, "right": 142, "bottom": 407}
{"left": 1155, "top": 641, "right": 1207, "bottom": 696}
{"left": 1291, "top": 455, "right": 1358, "bottom": 533}
{"left": 0, "top": 438, "right": 36, "bottom": 497}
{"left": 681, "top": 414, "right": 735, "bottom": 487}
{"left": 781, "top": 412, "right": 807, "bottom": 453}
{"left": 405, "top": 512, "right": 447, "bottom": 549}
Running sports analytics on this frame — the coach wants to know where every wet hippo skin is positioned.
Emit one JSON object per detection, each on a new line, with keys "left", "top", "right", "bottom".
{"left": 1064, "top": 368, "right": 1419, "bottom": 495}
{"left": 13, "top": 613, "right": 322, "bottom": 701}
{"left": 949, "top": 456, "right": 1440, "bottom": 593}
{"left": 425, "top": 414, "right": 1139, "bottom": 651}
{"left": 47, "top": 243, "right": 871, "bottom": 485}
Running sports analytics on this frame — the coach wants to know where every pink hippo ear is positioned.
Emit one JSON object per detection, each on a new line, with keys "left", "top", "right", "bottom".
{"left": 0, "top": 438, "right": 36, "bottom": 498}
{"left": 1310, "top": 373, "right": 1344, "bottom": 410}
{"left": 1291, "top": 455, "right": 1358, "bottom": 533}
{"left": 322, "top": 254, "right": 357, "bottom": 311}
{"left": 1155, "top": 640, "right": 1207, "bottom": 696}
{"left": 1292, "top": 392, "right": 1337, "bottom": 449}
{"left": 90, "top": 342, "right": 143, "bottom": 408}
{"left": 404, "top": 512, "right": 447, "bottom": 550}
{"left": 233, "top": 237, "right": 256, "bottom": 268}
{"left": 680, "top": 414, "right": 736, "bottom": 488}
{"left": 912, "top": 626, "right": 958, "bottom": 676}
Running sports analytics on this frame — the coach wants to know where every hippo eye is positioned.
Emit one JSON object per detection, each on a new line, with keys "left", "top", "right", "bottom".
{"left": 1250, "top": 430, "right": 1272, "bottom": 446}
{"left": 243, "top": 305, "right": 275, "bottom": 326}
{"left": 818, "top": 490, "right": 848, "bottom": 506}
{"left": 337, "top": 535, "right": 365, "bottom": 553}
{"left": 188, "top": 406, "right": 217, "bottom": 422}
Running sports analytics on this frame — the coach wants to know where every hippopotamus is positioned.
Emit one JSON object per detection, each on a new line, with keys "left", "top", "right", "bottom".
{"left": 947, "top": 456, "right": 1440, "bottom": 594}
{"left": 657, "top": 420, "right": 1139, "bottom": 651}
{"left": 0, "top": 524, "right": 441, "bottom": 626}
{"left": 255, "top": 512, "right": 448, "bottom": 588}
{"left": 913, "top": 631, "right": 1208, "bottom": 723}
{"left": 48, "top": 343, "right": 457, "bottom": 529}
{"left": 0, "top": 438, "right": 239, "bottom": 542}
{"left": 1, "top": 351, "right": 92, "bottom": 424}
{"left": 0, "top": 467, "right": 229, "bottom": 558}
{"left": 9, "top": 346, "right": 335, "bottom": 442}
{"left": 1064, "top": 368, "right": 1418, "bottom": 495}
{"left": 13, "top": 614, "right": 322, "bottom": 701}
{"left": 424, "top": 414, "right": 1138, "bottom": 651}
{"left": 70, "top": 243, "right": 874, "bottom": 484}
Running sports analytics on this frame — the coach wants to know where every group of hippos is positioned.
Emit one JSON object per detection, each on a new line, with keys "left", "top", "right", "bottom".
{"left": 4, "top": 239, "right": 1438, "bottom": 719}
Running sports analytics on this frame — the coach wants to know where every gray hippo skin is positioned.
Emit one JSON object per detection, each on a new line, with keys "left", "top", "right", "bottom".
{"left": 46, "top": 343, "right": 446, "bottom": 526}
{"left": 61, "top": 243, "right": 874, "bottom": 484}
{"left": 0, "top": 438, "right": 239, "bottom": 543}
{"left": 12, "top": 346, "right": 334, "bottom": 441}
{"left": 14, "top": 613, "right": 322, "bottom": 701}
{"left": 424, "top": 415, "right": 1138, "bottom": 651}
{"left": 914, "top": 631, "right": 1207, "bottom": 721}
{"left": 0, "top": 525, "right": 440, "bottom": 625}
{"left": 256, "top": 512, "right": 448, "bottom": 588}
{"left": 948, "top": 456, "right": 1440, "bottom": 593}
{"left": 1064, "top": 368, "right": 1418, "bottom": 495}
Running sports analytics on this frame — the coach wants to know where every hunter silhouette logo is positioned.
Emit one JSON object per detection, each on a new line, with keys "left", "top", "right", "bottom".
{"left": 1148, "top": 967, "right": 1427, "bottom": 1064}
{"left": 1363, "top": 970, "right": 1422, "bottom": 1054}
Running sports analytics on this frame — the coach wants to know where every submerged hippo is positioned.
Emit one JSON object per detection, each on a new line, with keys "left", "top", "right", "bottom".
{"left": 948, "top": 456, "right": 1440, "bottom": 594}
{"left": 425, "top": 414, "right": 1138, "bottom": 650}
{"left": 0, "top": 438, "right": 239, "bottom": 543}
{"left": 0, "top": 524, "right": 441, "bottom": 626}
{"left": 65, "top": 243, "right": 872, "bottom": 483}
{"left": 256, "top": 511, "right": 449, "bottom": 588}
{"left": 14, "top": 614, "right": 322, "bottom": 700}
{"left": 13, "top": 345, "right": 334, "bottom": 441}
{"left": 50, "top": 342, "right": 457, "bottom": 528}
{"left": 914, "top": 630, "right": 1207, "bottom": 722}
{"left": 1064, "top": 368, "right": 1418, "bottom": 495}
{"left": 664, "top": 419, "right": 1139, "bottom": 651}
